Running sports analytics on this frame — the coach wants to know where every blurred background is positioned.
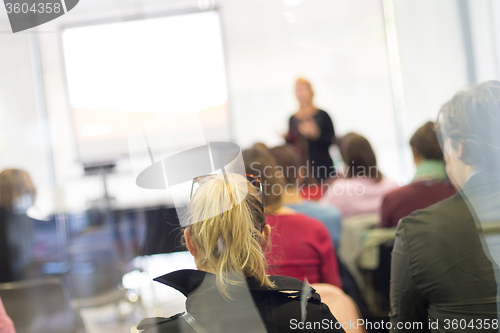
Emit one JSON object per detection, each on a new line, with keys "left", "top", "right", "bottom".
{"left": 1, "top": 0, "right": 500, "bottom": 332}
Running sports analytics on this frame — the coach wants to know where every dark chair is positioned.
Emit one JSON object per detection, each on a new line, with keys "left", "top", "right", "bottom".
{"left": 338, "top": 257, "right": 370, "bottom": 320}
{"left": 142, "top": 207, "right": 184, "bottom": 256}
{"left": 0, "top": 277, "right": 85, "bottom": 333}
{"left": 0, "top": 211, "right": 35, "bottom": 282}
{"left": 371, "top": 241, "right": 394, "bottom": 314}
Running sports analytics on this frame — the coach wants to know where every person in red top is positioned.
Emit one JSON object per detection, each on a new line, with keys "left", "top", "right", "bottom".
{"left": 243, "top": 144, "right": 342, "bottom": 288}
{"left": 379, "top": 122, "right": 456, "bottom": 228}
{"left": 265, "top": 214, "right": 341, "bottom": 287}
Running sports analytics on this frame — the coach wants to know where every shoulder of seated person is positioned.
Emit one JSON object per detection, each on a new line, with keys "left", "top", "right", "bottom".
{"left": 304, "top": 200, "right": 339, "bottom": 212}
{"left": 309, "top": 206, "right": 342, "bottom": 221}
{"left": 382, "top": 185, "right": 415, "bottom": 207}
{"left": 398, "top": 192, "right": 464, "bottom": 231}
{"left": 328, "top": 176, "right": 348, "bottom": 184}
{"left": 384, "top": 183, "right": 410, "bottom": 196}
{"left": 329, "top": 177, "right": 366, "bottom": 187}
{"left": 292, "top": 212, "right": 329, "bottom": 228}
{"left": 267, "top": 275, "right": 312, "bottom": 289}
{"left": 264, "top": 275, "right": 322, "bottom": 302}
{"left": 316, "top": 204, "right": 342, "bottom": 216}
{"left": 137, "top": 313, "right": 186, "bottom": 332}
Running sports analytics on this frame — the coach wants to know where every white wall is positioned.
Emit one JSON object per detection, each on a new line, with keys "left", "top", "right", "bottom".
{"left": 393, "top": 0, "right": 469, "bottom": 177}
{"left": 0, "top": 21, "right": 51, "bottom": 190}
{"left": 221, "top": 0, "right": 399, "bottom": 180}
{"left": 468, "top": 0, "right": 500, "bottom": 82}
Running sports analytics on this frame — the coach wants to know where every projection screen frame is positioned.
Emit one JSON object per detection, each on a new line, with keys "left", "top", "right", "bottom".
{"left": 57, "top": 6, "right": 234, "bottom": 167}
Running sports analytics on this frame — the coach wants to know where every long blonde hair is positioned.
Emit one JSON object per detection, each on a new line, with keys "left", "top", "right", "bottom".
{"left": 187, "top": 173, "right": 273, "bottom": 298}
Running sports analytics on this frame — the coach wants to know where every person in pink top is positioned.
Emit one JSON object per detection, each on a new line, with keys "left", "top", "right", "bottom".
{"left": 0, "top": 296, "right": 15, "bottom": 333}
{"left": 320, "top": 133, "right": 398, "bottom": 217}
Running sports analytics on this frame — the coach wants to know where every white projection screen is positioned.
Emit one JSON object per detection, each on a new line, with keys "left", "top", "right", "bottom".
{"left": 61, "top": 11, "right": 230, "bottom": 163}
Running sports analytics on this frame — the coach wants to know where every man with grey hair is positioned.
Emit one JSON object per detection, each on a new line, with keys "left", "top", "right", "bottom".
{"left": 390, "top": 81, "right": 500, "bottom": 332}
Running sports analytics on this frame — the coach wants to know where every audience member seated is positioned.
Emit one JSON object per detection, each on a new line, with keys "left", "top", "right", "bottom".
{"left": 390, "top": 81, "right": 500, "bottom": 330}
{"left": 267, "top": 148, "right": 369, "bottom": 320}
{"left": 0, "top": 169, "right": 37, "bottom": 282}
{"left": 269, "top": 145, "right": 342, "bottom": 250}
{"left": 299, "top": 180, "right": 324, "bottom": 201}
{"left": 379, "top": 122, "right": 456, "bottom": 228}
{"left": 243, "top": 145, "right": 342, "bottom": 288}
{"left": 0, "top": 296, "right": 15, "bottom": 333}
{"left": 137, "top": 174, "right": 345, "bottom": 333}
{"left": 320, "top": 133, "right": 398, "bottom": 218}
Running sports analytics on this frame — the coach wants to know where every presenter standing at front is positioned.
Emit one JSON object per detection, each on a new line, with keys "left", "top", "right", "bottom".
{"left": 287, "top": 78, "right": 336, "bottom": 182}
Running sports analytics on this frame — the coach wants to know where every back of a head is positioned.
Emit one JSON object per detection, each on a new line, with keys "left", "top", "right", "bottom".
{"left": 410, "top": 121, "right": 443, "bottom": 161}
{"left": 269, "top": 145, "right": 302, "bottom": 187}
{"left": 295, "top": 77, "right": 314, "bottom": 94}
{"left": 242, "top": 145, "right": 284, "bottom": 213}
{"left": 0, "top": 169, "right": 36, "bottom": 212}
{"left": 339, "top": 133, "right": 382, "bottom": 182}
{"left": 437, "top": 80, "right": 500, "bottom": 168}
{"left": 187, "top": 173, "right": 272, "bottom": 297}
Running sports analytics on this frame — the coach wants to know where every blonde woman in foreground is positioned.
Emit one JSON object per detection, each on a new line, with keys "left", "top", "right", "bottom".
{"left": 137, "top": 174, "right": 345, "bottom": 333}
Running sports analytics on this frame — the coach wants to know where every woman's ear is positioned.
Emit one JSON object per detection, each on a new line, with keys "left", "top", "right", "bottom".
{"left": 184, "top": 228, "right": 197, "bottom": 257}
{"left": 411, "top": 146, "right": 424, "bottom": 166}
{"left": 456, "top": 141, "right": 465, "bottom": 159}
{"left": 260, "top": 225, "right": 271, "bottom": 253}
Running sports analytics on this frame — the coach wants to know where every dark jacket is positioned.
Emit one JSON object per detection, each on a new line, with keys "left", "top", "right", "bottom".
{"left": 287, "top": 110, "right": 335, "bottom": 181}
{"left": 137, "top": 269, "right": 345, "bottom": 333}
{"left": 390, "top": 171, "right": 499, "bottom": 332}
{"left": 0, "top": 211, "right": 34, "bottom": 282}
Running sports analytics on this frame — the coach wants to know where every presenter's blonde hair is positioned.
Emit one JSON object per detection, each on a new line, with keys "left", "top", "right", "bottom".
{"left": 296, "top": 77, "right": 315, "bottom": 97}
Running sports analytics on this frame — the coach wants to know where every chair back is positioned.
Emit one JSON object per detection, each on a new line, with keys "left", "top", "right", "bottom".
{"left": 338, "top": 214, "right": 380, "bottom": 290}
{"left": 0, "top": 212, "right": 34, "bottom": 282}
{"left": 0, "top": 277, "right": 84, "bottom": 333}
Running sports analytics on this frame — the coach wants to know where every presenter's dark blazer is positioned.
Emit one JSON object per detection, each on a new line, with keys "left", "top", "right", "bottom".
{"left": 287, "top": 109, "right": 335, "bottom": 181}
{"left": 390, "top": 171, "right": 500, "bottom": 332}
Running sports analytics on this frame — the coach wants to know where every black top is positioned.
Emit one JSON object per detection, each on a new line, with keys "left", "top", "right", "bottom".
{"left": 137, "top": 269, "right": 345, "bottom": 333}
{"left": 287, "top": 110, "right": 335, "bottom": 181}
{"left": 0, "top": 210, "right": 34, "bottom": 282}
{"left": 390, "top": 170, "right": 500, "bottom": 332}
